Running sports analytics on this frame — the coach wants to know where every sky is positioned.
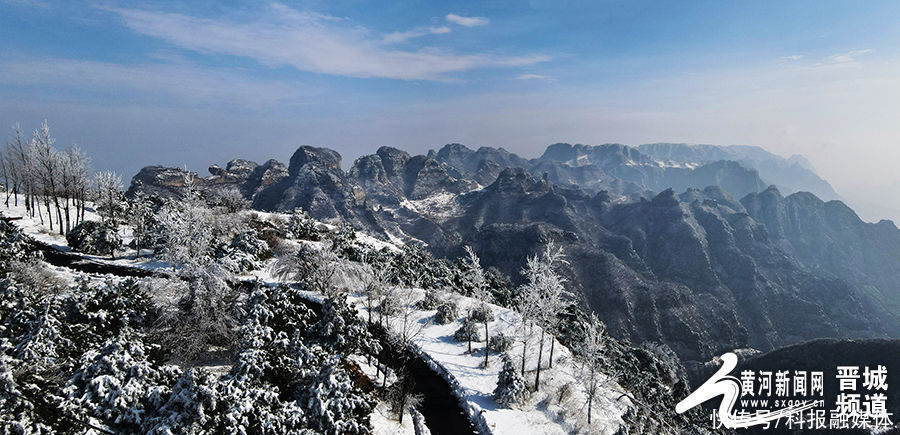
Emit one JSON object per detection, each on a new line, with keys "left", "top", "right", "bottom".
{"left": 3, "top": 0, "right": 900, "bottom": 221}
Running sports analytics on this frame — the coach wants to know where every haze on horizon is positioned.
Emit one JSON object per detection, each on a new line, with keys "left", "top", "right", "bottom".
{"left": 3, "top": 0, "right": 900, "bottom": 222}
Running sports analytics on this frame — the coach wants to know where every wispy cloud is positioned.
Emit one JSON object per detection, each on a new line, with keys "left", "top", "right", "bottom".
{"left": 383, "top": 26, "right": 451, "bottom": 44}
{"left": 779, "top": 54, "right": 804, "bottom": 62}
{"left": 97, "top": 4, "right": 543, "bottom": 81}
{"left": 445, "top": 13, "right": 489, "bottom": 27}
{"left": 825, "top": 49, "right": 874, "bottom": 64}
{"left": 515, "top": 73, "right": 555, "bottom": 81}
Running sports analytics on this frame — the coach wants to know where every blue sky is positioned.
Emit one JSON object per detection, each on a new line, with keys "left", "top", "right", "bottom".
{"left": 3, "top": 0, "right": 900, "bottom": 220}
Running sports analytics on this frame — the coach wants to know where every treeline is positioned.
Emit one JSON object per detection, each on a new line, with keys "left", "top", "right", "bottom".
{"left": 0, "top": 120, "right": 124, "bottom": 235}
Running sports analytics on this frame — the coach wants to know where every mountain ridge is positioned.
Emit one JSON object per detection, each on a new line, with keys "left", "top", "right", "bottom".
{"left": 127, "top": 142, "right": 900, "bottom": 364}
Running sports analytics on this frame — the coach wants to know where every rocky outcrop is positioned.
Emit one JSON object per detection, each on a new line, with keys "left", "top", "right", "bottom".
{"left": 126, "top": 166, "right": 198, "bottom": 198}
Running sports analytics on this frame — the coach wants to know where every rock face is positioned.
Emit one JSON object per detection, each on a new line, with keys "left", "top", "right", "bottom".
{"left": 126, "top": 141, "right": 900, "bottom": 364}
{"left": 126, "top": 166, "right": 198, "bottom": 198}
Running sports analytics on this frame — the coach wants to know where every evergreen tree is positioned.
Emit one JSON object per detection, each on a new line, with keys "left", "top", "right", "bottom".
{"left": 493, "top": 353, "right": 527, "bottom": 407}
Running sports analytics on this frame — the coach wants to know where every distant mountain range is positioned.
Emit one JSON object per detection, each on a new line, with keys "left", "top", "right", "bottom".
{"left": 128, "top": 142, "right": 900, "bottom": 365}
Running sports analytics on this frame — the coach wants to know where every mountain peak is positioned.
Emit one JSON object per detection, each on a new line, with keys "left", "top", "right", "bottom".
{"left": 288, "top": 145, "right": 342, "bottom": 175}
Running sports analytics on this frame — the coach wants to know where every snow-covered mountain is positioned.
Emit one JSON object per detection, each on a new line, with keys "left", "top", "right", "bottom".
{"left": 126, "top": 142, "right": 900, "bottom": 368}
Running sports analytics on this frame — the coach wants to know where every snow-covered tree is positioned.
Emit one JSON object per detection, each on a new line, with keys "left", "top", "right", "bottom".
{"left": 493, "top": 353, "right": 527, "bottom": 407}
{"left": 580, "top": 312, "right": 607, "bottom": 426}
{"left": 210, "top": 186, "right": 249, "bottom": 213}
{"left": 489, "top": 332, "right": 513, "bottom": 353}
{"left": 285, "top": 207, "right": 319, "bottom": 241}
{"left": 433, "top": 300, "right": 459, "bottom": 325}
{"left": 463, "top": 246, "right": 494, "bottom": 367}
{"left": 94, "top": 170, "right": 125, "bottom": 228}
{"left": 518, "top": 242, "right": 569, "bottom": 391}
{"left": 453, "top": 317, "right": 481, "bottom": 344}
{"left": 57, "top": 145, "right": 90, "bottom": 232}
{"left": 272, "top": 243, "right": 343, "bottom": 298}
{"left": 5, "top": 124, "right": 36, "bottom": 216}
{"left": 0, "top": 217, "right": 38, "bottom": 271}
{"left": 31, "top": 120, "right": 64, "bottom": 234}
{"left": 156, "top": 173, "right": 214, "bottom": 269}
{"left": 66, "top": 220, "right": 122, "bottom": 258}
{"left": 127, "top": 186, "right": 160, "bottom": 256}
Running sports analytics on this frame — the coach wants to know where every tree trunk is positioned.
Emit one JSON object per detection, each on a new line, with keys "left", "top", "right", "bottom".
{"left": 588, "top": 393, "right": 593, "bottom": 425}
{"left": 43, "top": 198, "right": 50, "bottom": 229}
{"left": 549, "top": 337, "right": 555, "bottom": 369}
{"left": 64, "top": 197, "right": 71, "bottom": 234}
{"left": 483, "top": 321, "right": 490, "bottom": 368}
{"left": 535, "top": 329, "right": 545, "bottom": 391}
{"left": 53, "top": 195, "right": 65, "bottom": 236}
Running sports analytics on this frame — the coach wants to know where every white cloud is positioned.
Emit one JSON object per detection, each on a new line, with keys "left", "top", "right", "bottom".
{"left": 825, "top": 49, "right": 873, "bottom": 64}
{"left": 97, "top": 4, "right": 543, "bottom": 81}
{"left": 779, "top": 54, "right": 804, "bottom": 62}
{"left": 445, "top": 13, "right": 489, "bottom": 27}
{"left": 515, "top": 73, "right": 555, "bottom": 81}
{"left": 383, "top": 26, "right": 451, "bottom": 44}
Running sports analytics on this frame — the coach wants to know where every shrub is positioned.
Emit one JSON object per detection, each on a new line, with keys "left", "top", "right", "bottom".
{"left": 433, "top": 301, "right": 459, "bottom": 325}
{"left": 0, "top": 217, "right": 38, "bottom": 271}
{"left": 66, "top": 220, "right": 122, "bottom": 257}
{"left": 415, "top": 289, "right": 442, "bottom": 310}
{"left": 470, "top": 303, "right": 495, "bottom": 323}
{"left": 489, "top": 332, "right": 513, "bottom": 353}
{"left": 286, "top": 208, "right": 319, "bottom": 241}
{"left": 453, "top": 318, "right": 481, "bottom": 343}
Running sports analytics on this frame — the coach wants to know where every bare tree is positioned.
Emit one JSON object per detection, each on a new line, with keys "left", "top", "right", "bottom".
{"left": 32, "top": 120, "right": 64, "bottom": 234}
{"left": 59, "top": 145, "right": 89, "bottom": 232}
{"left": 7, "top": 124, "right": 34, "bottom": 214}
{"left": 464, "top": 246, "right": 493, "bottom": 368}
{"left": 519, "top": 242, "right": 569, "bottom": 391}
{"left": 94, "top": 170, "right": 124, "bottom": 227}
{"left": 581, "top": 312, "right": 607, "bottom": 426}
{"left": 386, "top": 285, "right": 428, "bottom": 424}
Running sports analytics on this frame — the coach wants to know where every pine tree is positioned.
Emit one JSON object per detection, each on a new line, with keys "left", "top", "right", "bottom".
{"left": 493, "top": 353, "right": 527, "bottom": 407}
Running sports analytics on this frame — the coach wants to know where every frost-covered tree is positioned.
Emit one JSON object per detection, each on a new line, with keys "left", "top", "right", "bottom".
{"left": 286, "top": 207, "right": 319, "bottom": 241}
{"left": 309, "top": 295, "right": 377, "bottom": 357}
{"left": 489, "top": 332, "right": 513, "bottom": 353}
{"left": 272, "top": 243, "right": 343, "bottom": 298}
{"left": 127, "top": 186, "right": 160, "bottom": 256}
{"left": 383, "top": 286, "right": 428, "bottom": 424}
{"left": 453, "top": 317, "right": 481, "bottom": 344}
{"left": 156, "top": 173, "right": 214, "bottom": 269}
{"left": 46, "top": 144, "right": 90, "bottom": 234}
{"left": 463, "top": 246, "right": 493, "bottom": 367}
{"left": 360, "top": 254, "right": 392, "bottom": 326}
{"left": 0, "top": 218, "right": 37, "bottom": 271}
{"left": 581, "top": 312, "right": 607, "bottom": 426}
{"left": 62, "top": 331, "right": 181, "bottom": 433}
{"left": 66, "top": 220, "right": 122, "bottom": 258}
{"left": 94, "top": 170, "right": 125, "bottom": 228}
{"left": 519, "top": 242, "right": 569, "bottom": 391}
{"left": 493, "top": 353, "right": 527, "bottom": 407}
{"left": 31, "top": 120, "right": 64, "bottom": 233}
{"left": 210, "top": 186, "right": 249, "bottom": 213}
{"left": 5, "top": 124, "right": 36, "bottom": 216}
{"left": 433, "top": 300, "right": 459, "bottom": 325}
